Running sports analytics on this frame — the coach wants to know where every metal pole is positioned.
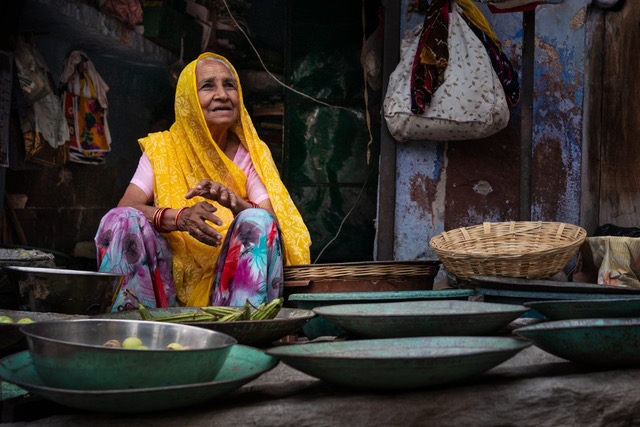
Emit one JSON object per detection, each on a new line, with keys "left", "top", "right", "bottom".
{"left": 520, "top": 10, "right": 535, "bottom": 221}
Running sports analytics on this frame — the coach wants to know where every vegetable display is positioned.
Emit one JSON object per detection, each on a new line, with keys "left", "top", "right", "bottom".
{"left": 125, "top": 289, "right": 283, "bottom": 323}
{"left": 0, "top": 316, "right": 34, "bottom": 324}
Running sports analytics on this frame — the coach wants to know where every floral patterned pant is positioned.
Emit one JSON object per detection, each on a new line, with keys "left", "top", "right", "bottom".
{"left": 95, "top": 207, "right": 284, "bottom": 312}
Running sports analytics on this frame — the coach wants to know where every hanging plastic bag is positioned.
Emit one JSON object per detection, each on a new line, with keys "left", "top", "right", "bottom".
{"left": 13, "top": 36, "right": 52, "bottom": 106}
{"left": 14, "top": 35, "right": 70, "bottom": 166}
{"left": 22, "top": 126, "right": 70, "bottom": 167}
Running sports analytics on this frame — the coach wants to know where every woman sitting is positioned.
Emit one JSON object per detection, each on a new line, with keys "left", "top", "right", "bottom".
{"left": 95, "top": 53, "right": 311, "bottom": 311}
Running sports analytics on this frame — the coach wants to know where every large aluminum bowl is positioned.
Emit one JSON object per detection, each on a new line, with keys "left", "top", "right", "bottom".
{"left": 20, "top": 319, "right": 237, "bottom": 390}
{"left": 3, "top": 266, "right": 124, "bottom": 315}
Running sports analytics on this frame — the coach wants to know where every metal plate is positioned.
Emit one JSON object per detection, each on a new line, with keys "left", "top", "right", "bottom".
{"left": 288, "top": 289, "right": 475, "bottom": 303}
{"left": 514, "top": 318, "right": 640, "bottom": 366}
{"left": 524, "top": 297, "right": 640, "bottom": 320}
{"left": 312, "top": 300, "right": 528, "bottom": 338}
{"left": 0, "top": 346, "right": 277, "bottom": 413}
{"left": 266, "top": 336, "right": 530, "bottom": 390}
{"left": 474, "top": 287, "right": 640, "bottom": 318}
{"left": 96, "top": 307, "right": 315, "bottom": 347}
{"left": 470, "top": 275, "right": 640, "bottom": 295}
{"left": 289, "top": 290, "right": 475, "bottom": 339}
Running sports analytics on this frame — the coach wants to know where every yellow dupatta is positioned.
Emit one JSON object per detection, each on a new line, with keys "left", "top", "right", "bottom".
{"left": 454, "top": 0, "right": 503, "bottom": 50}
{"left": 139, "top": 53, "right": 311, "bottom": 306}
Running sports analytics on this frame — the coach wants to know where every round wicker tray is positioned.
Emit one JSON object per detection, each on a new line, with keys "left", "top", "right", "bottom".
{"left": 429, "top": 221, "right": 587, "bottom": 281}
{"left": 284, "top": 260, "right": 440, "bottom": 281}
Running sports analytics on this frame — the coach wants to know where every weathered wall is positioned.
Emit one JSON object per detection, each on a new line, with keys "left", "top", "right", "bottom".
{"left": 5, "top": 0, "right": 175, "bottom": 256}
{"left": 394, "top": 0, "right": 591, "bottom": 260}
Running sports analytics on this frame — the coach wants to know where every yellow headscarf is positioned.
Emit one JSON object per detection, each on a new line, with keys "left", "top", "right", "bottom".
{"left": 139, "top": 53, "right": 311, "bottom": 306}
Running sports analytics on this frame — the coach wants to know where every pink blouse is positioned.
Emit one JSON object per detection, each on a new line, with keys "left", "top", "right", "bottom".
{"left": 130, "top": 144, "right": 269, "bottom": 204}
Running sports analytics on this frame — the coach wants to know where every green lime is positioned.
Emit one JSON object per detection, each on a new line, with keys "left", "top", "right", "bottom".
{"left": 122, "top": 336, "right": 143, "bottom": 349}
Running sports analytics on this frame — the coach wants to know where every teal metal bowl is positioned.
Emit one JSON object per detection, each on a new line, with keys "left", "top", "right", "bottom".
{"left": 523, "top": 297, "right": 640, "bottom": 320}
{"left": 266, "top": 336, "right": 530, "bottom": 390}
{"left": 0, "top": 346, "right": 276, "bottom": 413}
{"left": 312, "top": 300, "right": 527, "bottom": 338}
{"left": 20, "top": 319, "right": 237, "bottom": 390}
{"left": 289, "top": 289, "right": 475, "bottom": 339}
{"left": 514, "top": 318, "right": 640, "bottom": 366}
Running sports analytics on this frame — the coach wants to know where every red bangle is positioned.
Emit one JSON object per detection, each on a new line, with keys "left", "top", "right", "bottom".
{"left": 159, "top": 208, "right": 169, "bottom": 232}
{"left": 249, "top": 201, "right": 260, "bottom": 209}
{"left": 153, "top": 207, "right": 169, "bottom": 233}
{"left": 175, "top": 207, "right": 187, "bottom": 231}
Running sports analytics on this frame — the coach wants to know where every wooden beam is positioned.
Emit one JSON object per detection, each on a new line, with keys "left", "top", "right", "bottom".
{"left": 376, "top": 0, "right": 400, "bottom": 260}
{"left": 519, "top": 10, "right": 535, "bottom": 221}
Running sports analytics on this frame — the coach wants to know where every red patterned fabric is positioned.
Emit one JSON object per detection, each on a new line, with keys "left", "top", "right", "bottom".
{"left": 487, "top": 2, "right": 540, "bottom": 13}
{"left": 100, "top": 0, "right": 143, "bottom": 26}
{"left": 410, "top": 0, "right": 450, "bottom": 114}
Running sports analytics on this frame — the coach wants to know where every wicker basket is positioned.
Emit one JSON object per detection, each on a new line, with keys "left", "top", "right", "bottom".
{"left": 429, "top": 221, "right": 587, "bottom": 281}
{"left": 284, "top": 260, "right": 440, "bottom": 281}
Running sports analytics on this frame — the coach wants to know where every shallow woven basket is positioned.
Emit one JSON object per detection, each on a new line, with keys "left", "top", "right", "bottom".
{"left": 429, "top": 221, "right": 587, "bottom": 281}
{"left": 284, "top": 260, "right": 440, "bottom": 281}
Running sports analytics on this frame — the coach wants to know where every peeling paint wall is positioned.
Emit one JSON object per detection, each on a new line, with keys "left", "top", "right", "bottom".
{"left": 394, "top": 0, "right": 590, "bottom": 260}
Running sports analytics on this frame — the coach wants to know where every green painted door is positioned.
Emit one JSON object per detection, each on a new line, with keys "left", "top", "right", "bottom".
{"left": 284, "top": 0, "right": 381, "bottom": 263}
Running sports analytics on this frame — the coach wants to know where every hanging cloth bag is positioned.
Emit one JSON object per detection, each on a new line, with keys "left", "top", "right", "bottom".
{"left": 14, "top": 35, "right": 70, "bottom": 166}
{"left": 62, "top": 73, "right": 111, "bottom": 164}
{"left": 383, "top": 1, "right": 509, "bottom": 142}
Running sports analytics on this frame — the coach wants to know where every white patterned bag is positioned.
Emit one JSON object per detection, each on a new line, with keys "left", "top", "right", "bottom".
{"left": 383, "top": 2, "right": 509, "bottom": 142}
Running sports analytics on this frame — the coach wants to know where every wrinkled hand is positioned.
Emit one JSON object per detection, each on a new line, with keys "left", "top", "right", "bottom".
{"left": 176, "top": 201, "right": 224, "bottom": 246}
{"left": 185, "top": 180, "right": 241, "bottom": 214}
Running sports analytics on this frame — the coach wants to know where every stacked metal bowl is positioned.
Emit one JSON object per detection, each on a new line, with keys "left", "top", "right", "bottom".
{"left": 0, "top": 318, "right": 279, "bottom": 413}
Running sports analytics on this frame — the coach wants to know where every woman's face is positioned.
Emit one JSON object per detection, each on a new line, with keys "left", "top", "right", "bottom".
{"left": 195, "top": 60, "right": 240, "bottom": 132}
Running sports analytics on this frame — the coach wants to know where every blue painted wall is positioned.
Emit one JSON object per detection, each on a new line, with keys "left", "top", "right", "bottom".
{"left": 392, "top": 0, "right": 591, "bottom": 260}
